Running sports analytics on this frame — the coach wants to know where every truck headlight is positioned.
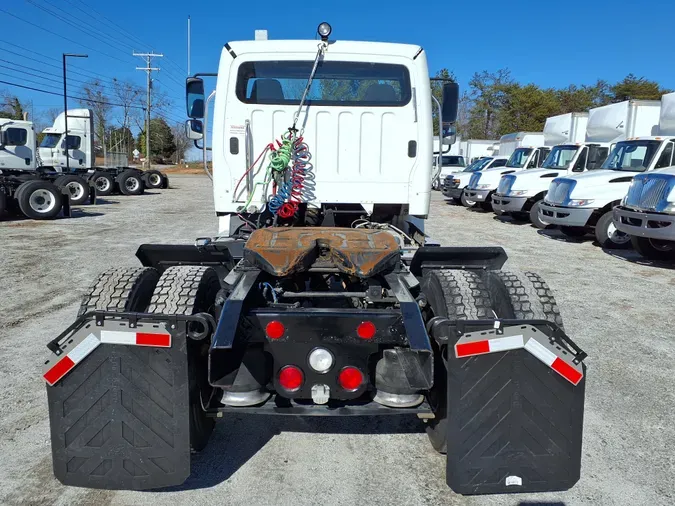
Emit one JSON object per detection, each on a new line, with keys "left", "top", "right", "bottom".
{"left": 476, "top": 184, "right": 492, "bottom": 189}
{"left": 509, "top": 190, "right": 529, "bottom": 197}
{"left": 567, "top": 199, "right": 595, "bottom": 207}
{"left": 453, "top": 179, "right": 460, "bottom": 184}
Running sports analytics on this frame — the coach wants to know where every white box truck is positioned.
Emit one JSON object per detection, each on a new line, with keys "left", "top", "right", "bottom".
{"left": 460, "top": 139, "right": 500, "bottom": 163}
{"left": 540, "top": 99, "right": 667, "bottom": 248}
{"left": 441, "top": 155, "right": 509, "bottom": 203}
{"left": 462, "top": 132, "right": 549, "bottom": 209}
{"left": 613, "top": 93, "right": 675, "bottom": 259}
{"left": 492, "top": 112, "right": 612, "bottom": 227}
{"left": 431, "top": 136, "right": 466, "bottom": 189}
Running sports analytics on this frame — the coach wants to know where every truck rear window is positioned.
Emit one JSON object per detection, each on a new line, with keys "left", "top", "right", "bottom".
{"left": 236, "top": 61, "right": 412, "bottom": 107}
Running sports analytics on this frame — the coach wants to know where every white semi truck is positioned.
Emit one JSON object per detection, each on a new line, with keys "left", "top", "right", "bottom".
{"left": 613, "top": 94, "right": 675, "bottom": 260}
{"left": 491, "top": 112, "right": 611, "bottom": 227}
{"left": 41, "top": 23, "right": 586, "bottom": 495}
{"left": 540, "top": 98, "right": 668, "bottom": 248}
{"left": 462, "top": 131, "right": 549, "bottom": 209}
{"left": 0, "top": 110, "right": 168, "bottom": 219}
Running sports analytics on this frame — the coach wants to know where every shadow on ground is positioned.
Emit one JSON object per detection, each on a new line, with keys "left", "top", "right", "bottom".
{"left": 156, "top": 414, "right": 424, "bottom": 492}
{"left": 602, "top": 248, "right": 675, "bottom": 270}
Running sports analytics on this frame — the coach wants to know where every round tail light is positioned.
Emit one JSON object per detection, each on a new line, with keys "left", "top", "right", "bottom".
{"left": 338, "top": 366, "right": 364, "bottom": 392}
{"left": 357, "top": 321, "right": 376, "bottom": 339}
{"left": 278, "top": 365, "right": 304, "bottom": 392}
{"left": 266, "top": 320, "right": 285, "bottom": 339}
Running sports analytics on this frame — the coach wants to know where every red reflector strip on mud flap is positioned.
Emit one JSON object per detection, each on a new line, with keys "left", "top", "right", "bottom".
{"left": 100, "top": 330, "right": 171, "bottom": 347}
{"left": 43, "top": 333, "right": 100, "bottom": 386}
{"left": 454, "top": 325, "right": 583, "bottom": 385}
{"left": 44, "top": 325, "right": 173, "bottom": 386}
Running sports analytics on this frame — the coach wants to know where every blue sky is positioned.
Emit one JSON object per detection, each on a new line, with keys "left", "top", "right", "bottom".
{"left": 2, "top": 0, "right": 674, "bottom": 131}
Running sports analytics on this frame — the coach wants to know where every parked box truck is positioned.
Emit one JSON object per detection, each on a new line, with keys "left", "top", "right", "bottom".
{"left": 460, "top": 139, "right": 499, "bottom": 163}
{"left": 613, "top": 93, "right": 675, "bottom": 259}
{"left": 462, "top": 132, "right": 549, "bottom": 209}
{"left": 539, "top": 99, "right": 665, "bottom": 248}
{"left": 492, "top": 112, "right": 612, "bottom": 226}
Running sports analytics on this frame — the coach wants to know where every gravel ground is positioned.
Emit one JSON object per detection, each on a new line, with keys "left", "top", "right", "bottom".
{"left": 0, "top": 177, "right": 673, "bottom": 506}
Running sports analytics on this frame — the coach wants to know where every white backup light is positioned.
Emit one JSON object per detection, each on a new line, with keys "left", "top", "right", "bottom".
{"left": 317, "top": 22, "right": 332, "bottom": 40}
{"left": 308, "top": 348, "right": 333, "bottom": 373}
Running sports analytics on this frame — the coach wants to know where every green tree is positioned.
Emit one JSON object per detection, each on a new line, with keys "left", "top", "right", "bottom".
{"left": 464, "top": 69, "right": 513, "bottom": 139}
{"left": 555, "top": 83, "right": 609, "bottom": 113}
{"left": 609, "top": 74, "right": 671, "bottom": 102}
{"left": 137, "top": 117, "right": 176, "bottom": 163}
{"left": 0, "top": 95, "right": 26, "bottom": 120}
{"left": 497, "top": 84, "right": 561, "bottom": 135}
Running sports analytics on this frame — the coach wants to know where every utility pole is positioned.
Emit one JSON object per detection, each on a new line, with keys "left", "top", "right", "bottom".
{"left": 134, "top": 51, "right": 162, "bottom": 168}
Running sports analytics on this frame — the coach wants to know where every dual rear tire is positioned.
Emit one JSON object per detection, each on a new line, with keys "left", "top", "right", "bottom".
{"left": 421, "top": 268, "right": 564, "bottom": 453}
{"left": 78, "top": 266, "right": 220, "bottom": 454}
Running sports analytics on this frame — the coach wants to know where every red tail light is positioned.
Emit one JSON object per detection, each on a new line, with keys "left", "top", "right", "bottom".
{"left": 356, "top": 321, "right": 376, "bottom": 339}
{"left": 338, "top": 366, "right": 364, "bottom": 391}
{"left": 266, "top": 321, "right": 285, "bottom": 339}
{"left": 278, "top": 365, "right": 304, "bottom": 392}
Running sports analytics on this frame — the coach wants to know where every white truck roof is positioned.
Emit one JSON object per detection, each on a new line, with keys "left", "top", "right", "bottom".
{"left": 544, "top": 113, "right": 588, "bottom": 145}
{"left": 585, "top": 99, "right": 661, "bottom": 143}
{"left": 499, "top": 132, "right": 545, "bottom": 146}
{"left": 227, "top": 40, "right": 423, "bottom": 59}
{"left": 43, "top": 108, "right": 92, "bottom": 134}
{"left": 0, "top": 118, "right": 32, "bottom": 128}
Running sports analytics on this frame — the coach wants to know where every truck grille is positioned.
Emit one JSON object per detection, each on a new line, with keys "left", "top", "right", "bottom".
{"left": 624, "top": 174, "right": 673, "bottom": 211}
{"left": 443, "top": 176, "right": 458, "bottom": 189}
{"left": 468, "top": 173, "right": 481, "bottom": 189}
{"left": 546, "top": 179, "right": 576, "bottom": 205}
{"left": 497, "top": 175, "right": 515, "bottom": 196}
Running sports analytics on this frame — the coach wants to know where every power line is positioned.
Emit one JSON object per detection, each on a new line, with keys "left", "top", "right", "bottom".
{"left": 135, "top": 52, "right": 162, "bottom": 168}
{"left": 0, "top": 79, "right": 147, "bottom": 109}
{"left": 69, "top": 0, "right": 188, "bottom": 77}
{"left": 0, "top": 7, "right": 130, "bottom": 64}
{"left": 0, "top": 39, "right": 126, "bottom": 82}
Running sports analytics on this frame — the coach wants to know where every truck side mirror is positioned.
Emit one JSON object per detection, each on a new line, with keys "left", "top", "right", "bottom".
{"left": 185, "top": 119, "right": 204, "bottom": 140}
{"left": 0, "top": 131, "right": 5, "bottom": 149}
{"left": 441, "top": 82, "right": 459, "bottom": 123}
{"left": 587, "top": 146, "right": 599, "bottom": 169}
{"left": 186, "top": 77, "right": 205, "bottom": 119}
{"left": 441, "top": 82, "right": 459, "bottom": 145}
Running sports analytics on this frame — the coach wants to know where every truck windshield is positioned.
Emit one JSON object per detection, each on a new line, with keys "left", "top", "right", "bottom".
{"left": 506, "top": 148, "right": 533, "bottom": 168}
{"left": 542, "top": 146, "right": 579, "bottom": 169}
{"left": 601, "top": 140, "right": 661, "bottom": 172}
{"left": 236, "top": 61, "right": 411, "bottom": 106}
{"left": 463, "top": 158, "right": 492, "bottom": 172}
{"left": 438, "top": 155, "right": 465, "bottom": 167}
{"left": 40, "top": 133, "right": 61, "bottom": 148}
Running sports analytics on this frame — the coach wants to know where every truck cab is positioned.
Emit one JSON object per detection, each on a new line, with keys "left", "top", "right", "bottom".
{"left": 0, "top": 119, "right": 36, "bottom": 169}
{"left": 492, "top": 143, "right": 609, "bottom": 224}
{"left": 187, "top": 39, "right": 450, "bottom": 237}
{"left": 442, "top": 155, "right": 508, "bottom": 202}
{"left": 38, "top": 109, "right": 94, "bottom": 171}
{"left": 540, "top": 136, "right": 675, "bottom": 247}
{"left": 462, "top": 144, "right": 550, "bottom": 209}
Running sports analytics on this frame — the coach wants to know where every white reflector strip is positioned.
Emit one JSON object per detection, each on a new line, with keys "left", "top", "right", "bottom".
{"left": 524, "top": 338, "right": 557, "bottom": 366}
{"left": 68, "top": 333, "right": 100, "bottom": 363}
{"left": 100, "top": 330, "right": 137, "bottom": 345}
{"left": 488, "top": 334, "right": 524, "bottom": 352}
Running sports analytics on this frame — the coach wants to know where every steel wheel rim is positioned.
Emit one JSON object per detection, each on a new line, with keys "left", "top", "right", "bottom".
{"left": 95, "top": 177, "right": 111, "bottom": 192}
{"left": 29, "top": 189, "right": 56, "bottom": 213}
{"left": 125, "top": 177, "right": 140, "bottom": 192}
{"left": 607, "top": 222, "right": 630, "bottom": 244}
{"left": 149, "top": 173, "right": 161, "bottom": 186}
{"left": 66, "top": 182, "right": 84, "bottom": 200}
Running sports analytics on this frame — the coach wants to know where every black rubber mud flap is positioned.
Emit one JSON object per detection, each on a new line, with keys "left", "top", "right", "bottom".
{"left": 46, "top": 334, "right": 190, "bottom": 490}
{"left": 446, "top": 332, "right": 585, "bottom": 495}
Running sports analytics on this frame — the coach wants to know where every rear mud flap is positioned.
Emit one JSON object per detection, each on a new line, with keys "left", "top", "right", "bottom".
{"left": 446, "top": 324, "right": 585, "bottom": 495}
{"left": 45, "top": 320, "right": 191, "bottom": 490}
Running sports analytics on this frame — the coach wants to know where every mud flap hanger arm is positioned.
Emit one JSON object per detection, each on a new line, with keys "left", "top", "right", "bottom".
{"left": 426, "top": 317, "right": 588, "bottom": 365}
{"left": 46, "top": 311, "right": 217, "bottom": 355}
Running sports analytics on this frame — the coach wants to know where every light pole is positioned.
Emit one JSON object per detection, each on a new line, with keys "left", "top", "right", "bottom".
{"left": 62, "top": 53, "right": 88, "bottom": 171}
